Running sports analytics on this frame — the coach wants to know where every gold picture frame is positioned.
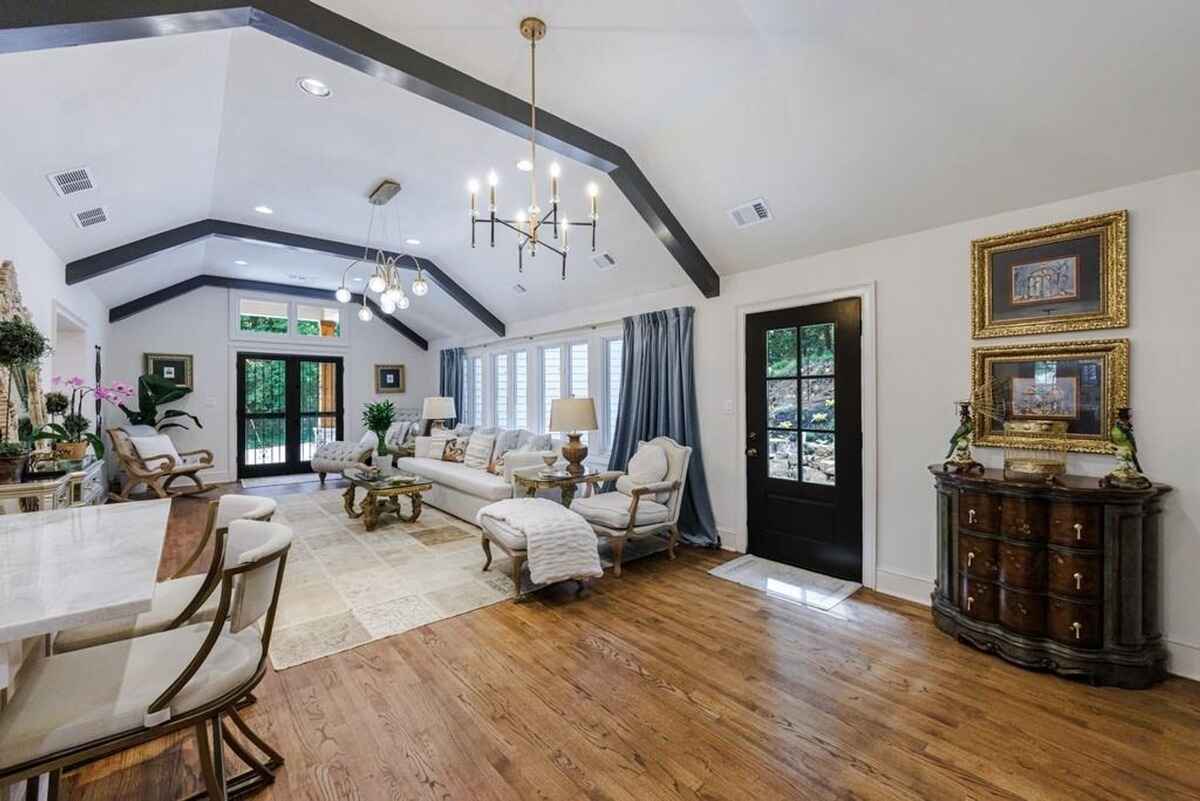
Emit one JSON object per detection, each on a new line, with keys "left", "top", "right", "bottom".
{"left": 971, "top": 339, "right": 1128, "bottom": 454}
{"left": 374, "top": 364, "right": 406, "bottom": 394}
{"left": 971, "top": 210, "right": 1128, "bottom": 338}
{"left": 144, "top": 353, "right": 194, "bottom": 389}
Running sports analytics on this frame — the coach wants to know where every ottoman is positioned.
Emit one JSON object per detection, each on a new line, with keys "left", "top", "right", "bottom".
{"left": 478, "top": 499, "right": 599, "bottom": 600}
{"left": 478, "top": 514, "right": 530, "bottom": 598}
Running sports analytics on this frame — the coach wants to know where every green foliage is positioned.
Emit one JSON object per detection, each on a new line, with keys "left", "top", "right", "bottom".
{"left": 297, "top": 319, "right": 341, "bottom": 337}
{"left": 33, "top": 422, "right": 105, "bottom": 459}
{"left": 240, "top": 314, "right": 288, "bottom": 334}
{"left": 0, "top": 316, "right": 50, "bottom": 368}
{"left": 766, "top": 328, "right": 797, "bottom": 377}
{"left": 119, "top": 374, "right": 202, "bottom": 431}
{"left": 44, "top": 391, "right": 69, "bottom": 416}
{"left": 363, "top": 401, "right": 395, "bottom": 455}
{"left": 0, "top": 441, "right": 26, "bottom": 457}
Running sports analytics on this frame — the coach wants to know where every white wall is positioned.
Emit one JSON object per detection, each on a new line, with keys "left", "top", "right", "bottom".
{"left": 436, "top": 168, "right": 1200, "bottom": 679}
{"left": 108, "top": 286, "right": 438, "bottom": 484}
{"left": 0, "top": 189, "right": 109, "bottom": 420}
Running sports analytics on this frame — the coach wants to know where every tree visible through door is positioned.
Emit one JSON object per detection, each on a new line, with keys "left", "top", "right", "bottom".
{"left": 237, "top": 353, "right": 343, "bottom": 478}
{"left": 746, "top": 299, "right": 863, "bottom": 581}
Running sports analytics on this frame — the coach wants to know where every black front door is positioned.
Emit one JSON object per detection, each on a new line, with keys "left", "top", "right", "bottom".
{"left": 745, "top": 299, "right": 863, "bottom": 581}
{"left": 237, "top": 353, "right": 344, "bottom": 478}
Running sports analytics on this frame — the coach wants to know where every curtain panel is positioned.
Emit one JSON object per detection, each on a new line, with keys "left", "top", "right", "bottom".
{"left": 609, "top": 306, "right": 719, "bottom": 546}
{"left": 438, "top": 347, "right": 465, "bottom": 428}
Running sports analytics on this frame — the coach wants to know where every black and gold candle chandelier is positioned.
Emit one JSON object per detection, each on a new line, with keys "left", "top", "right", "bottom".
{"left": 467, "top": 17, "right": 599, "bottom": 279}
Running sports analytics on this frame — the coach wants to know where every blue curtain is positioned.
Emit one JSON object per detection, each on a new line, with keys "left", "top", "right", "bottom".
{"left": 438, "top": 347, "right": 465, "bottom": 428}
{"left": 609, "top": 306, "right": 719, "bottom": 546}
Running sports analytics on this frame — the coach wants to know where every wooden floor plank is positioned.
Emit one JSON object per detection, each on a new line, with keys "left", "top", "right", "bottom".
{"left": 47, "top": 488, "right": 1200, "bottom": 801}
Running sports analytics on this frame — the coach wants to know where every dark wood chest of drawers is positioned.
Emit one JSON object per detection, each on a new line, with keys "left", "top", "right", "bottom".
{"left": 929, "top": 466, "right": 1171, "bottom": 688}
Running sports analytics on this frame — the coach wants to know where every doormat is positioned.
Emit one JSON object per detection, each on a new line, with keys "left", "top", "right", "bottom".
{"left": 241, "top": 473, "right": 324, "bottom": 489}
{"left": 709, "top": 554, "right": 860, "bottom": 611}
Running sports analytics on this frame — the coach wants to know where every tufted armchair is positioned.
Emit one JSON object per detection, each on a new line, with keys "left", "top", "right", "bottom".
{"left": 570, "top": 436, "right": 693, "bottom": 577}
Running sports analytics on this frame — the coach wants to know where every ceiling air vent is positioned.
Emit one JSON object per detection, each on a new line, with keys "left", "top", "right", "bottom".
{"left": 73, "top": 206, "right": 109, "bottom": 229}
{"left": 591, "top": 252, "right": 617, "bottom": 271}
{"left": 47, "top": 167, "right": 96, "bottom": 197}
{"left": 729, "top": 197, "right": 772, "bottom": 228}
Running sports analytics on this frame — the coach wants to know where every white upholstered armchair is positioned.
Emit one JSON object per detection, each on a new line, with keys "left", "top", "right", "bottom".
{"left": 571, "top": 436, "right": 693, "bottom": 576}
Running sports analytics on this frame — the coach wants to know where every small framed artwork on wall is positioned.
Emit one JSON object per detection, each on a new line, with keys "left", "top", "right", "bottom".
{"left": 970, "top": 210, "right": 1128, "bottom": 338}
{"left": 375, "top": 364, "right": 406, "bottom": 393}
{"left": 144, "top": 353, "right": 194, "bottom": 389}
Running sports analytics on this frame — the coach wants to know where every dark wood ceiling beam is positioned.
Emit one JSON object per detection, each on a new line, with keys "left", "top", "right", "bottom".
{"left": 67, "top": 218, "right": 504, "bottom": 337}
{"left": 1, "top": 1, "right": 721, "bottom": 299}
{"left": 108, "top": 274, "right": 429, "bottom": 349}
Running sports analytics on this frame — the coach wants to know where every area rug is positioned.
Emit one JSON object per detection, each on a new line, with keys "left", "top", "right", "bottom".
{"left": 241, "top": 473, "right": 323, "bottom": 489}
{"left": 708, "top": 554, "right": 860, "bottom": 611}
{"left": 266, "top": 488, "right": 673, "bottom": 669}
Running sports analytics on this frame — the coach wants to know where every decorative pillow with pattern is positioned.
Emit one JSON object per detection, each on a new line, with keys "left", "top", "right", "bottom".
{"left": 464, "top": 432, "right": 496, "bottom": 470}
{"left": 440, "top": 437, "right": 466, "bottom": 463}
{"left": 492, "top": 429, "right": 524, "bottom": 462}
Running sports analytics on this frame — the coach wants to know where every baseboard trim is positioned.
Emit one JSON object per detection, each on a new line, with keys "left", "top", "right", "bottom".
{"left": 874, "top": 567, "right": 934, "bottom": 606}
{"left": 1166, "top": 639, "right": 1200, "bottom": 682}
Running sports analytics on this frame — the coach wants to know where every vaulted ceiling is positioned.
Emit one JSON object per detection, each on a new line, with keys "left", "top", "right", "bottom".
{"left": 2, "top": 0, "right": 1200, "bottom": 343}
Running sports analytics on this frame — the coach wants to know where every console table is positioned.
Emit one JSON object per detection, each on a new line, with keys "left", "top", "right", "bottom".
{"left": 0, "top": 459, "right": 105, "bottom": 514}
{"left": 929, "top": 465, "right": 1170, "bottom": 688}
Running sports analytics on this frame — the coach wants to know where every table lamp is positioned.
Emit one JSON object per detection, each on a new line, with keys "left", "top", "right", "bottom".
{"left": 549, "top": 397, "right": 598, "bottom": 476}
{"left": 422, "top": 396, "right": 456, "bottom": 432}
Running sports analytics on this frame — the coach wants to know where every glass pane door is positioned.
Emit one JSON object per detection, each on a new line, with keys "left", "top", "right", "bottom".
{"left": 238, "top": 353, "right": 343, "bottom": 477}
{"left": 241, "top": 356, "right": 287, "bottom": 471}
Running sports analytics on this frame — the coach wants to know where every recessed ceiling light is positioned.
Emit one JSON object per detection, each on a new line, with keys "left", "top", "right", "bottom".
{"left": 254, "top": 205, "right": 274, "bottom": 215}
{"left": 351, "top": 277, "right": 363, "bottom": 283}
{"left": 234, "top": 259, "right": 248, "bottom": 266}
{"left": 516, "top": 159, "right": 533, "bottom": 172}
{"left": 297, "top": 77, "right": 331, "bottom": 98}
{"left": 405, "top": 238, "right": 421, "bottom": 246}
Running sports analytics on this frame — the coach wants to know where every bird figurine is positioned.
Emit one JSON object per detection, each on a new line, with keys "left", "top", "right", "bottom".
{"left": 943, "top": 401, "right": 984, "bottom": 474}
{"left": 1102, "top": 407, "right": 1151, "bottom": 488}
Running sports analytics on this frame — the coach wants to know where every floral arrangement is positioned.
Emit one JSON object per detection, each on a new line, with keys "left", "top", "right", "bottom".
{"left": 33, "top": 376, "right": 136, "bottom": 459}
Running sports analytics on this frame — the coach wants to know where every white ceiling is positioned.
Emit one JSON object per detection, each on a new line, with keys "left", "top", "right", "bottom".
{"left": 2, "top": 1, "right": 1200, "bottom": 340}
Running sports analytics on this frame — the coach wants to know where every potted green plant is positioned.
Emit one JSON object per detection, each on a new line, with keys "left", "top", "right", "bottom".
{"left": 362, "top": 400, "right": 396, "bottom": 456}
{"left": 34, "top": 376, "right": 132, "bottom": 460}
{"left": 0, "top": 316, "right": 50, "bottom": 482}
{"left": 118, "top": 374, "right": 202, "bottom": 432}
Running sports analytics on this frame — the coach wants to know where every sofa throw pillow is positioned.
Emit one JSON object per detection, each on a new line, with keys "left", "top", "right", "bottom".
{"left": 452, "top": 424, "right": 474, "bottom": 438}
{"left": 492, "top": 429, "right": 524, "bottom": 462}
{"left": 463, "top": 432, "right": 496, "bottom": 470}
{"left": 440, "top": 437, "right": 466, "bottom": 463}
{"left": 616, "top": 443, "right": 669, "bottom": 501}
{"left": 523, "top": 433, "right": 555, "bottom": 452}
{"left": 129, "top": 434, "right": 181, "bottom": 471}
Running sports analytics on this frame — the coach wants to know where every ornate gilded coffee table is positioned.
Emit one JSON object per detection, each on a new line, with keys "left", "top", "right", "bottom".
{"left": 341, "top": 467, "right": 432, "bottom": 531}
{"left": 512, "top": 466, "right": 604, "bottom": 507}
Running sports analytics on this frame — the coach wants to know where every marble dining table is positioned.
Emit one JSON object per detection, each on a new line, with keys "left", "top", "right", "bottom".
{"left": 0, "top": 499, "right": 171, "bottom": 694}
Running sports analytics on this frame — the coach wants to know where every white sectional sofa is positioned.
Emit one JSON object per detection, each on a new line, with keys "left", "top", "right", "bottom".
{"left": 393, "top": 429, "right": 561, "bottom": 523}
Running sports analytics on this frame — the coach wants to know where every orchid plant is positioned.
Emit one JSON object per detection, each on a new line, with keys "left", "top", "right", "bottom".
{"left": 33, "top": 376, "right": 136, "bottom": 459}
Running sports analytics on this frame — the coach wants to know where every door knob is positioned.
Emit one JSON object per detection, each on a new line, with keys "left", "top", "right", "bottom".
{"left": 746, "top": 448, "right": 758, "bottom": 458}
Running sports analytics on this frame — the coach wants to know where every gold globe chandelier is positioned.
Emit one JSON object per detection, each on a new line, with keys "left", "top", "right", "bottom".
{"left": 335, "top": 179, "right": 430, "bottom": 321}
{"left": 467, "top": 17, "right": 599, "bottom": 279}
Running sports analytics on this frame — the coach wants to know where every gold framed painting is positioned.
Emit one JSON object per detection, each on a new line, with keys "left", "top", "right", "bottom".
{"left": 144, "top": 353, "right": 193, "bottom": 389}
{"left": 971, "top": 339, "right": 1128, "bottom": 454}
{"left": 374, "top": 364, "right": 405, "bottom": 393}
{"left": 970, "top": 210, "right": 1128, "bottom": 338}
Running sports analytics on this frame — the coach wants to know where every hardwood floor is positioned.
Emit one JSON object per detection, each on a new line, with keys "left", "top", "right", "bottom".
{"left": 61, "top": 485, "right": 1200, "bottom": 801}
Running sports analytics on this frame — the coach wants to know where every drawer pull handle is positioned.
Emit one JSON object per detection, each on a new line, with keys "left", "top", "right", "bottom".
{"left": 1019, "top": 521, "right": 1031, "bottom": 535}
{"left": 1071, "top": 621, "right": 1082, "bottom": 639}
{"left": 968, "top": 509, "right": 977, "bottom": 525}
{"left": 967, "top": 551, "right": 975, "bottom": 567}
{"left": 966, "top": 596, "right": 975, "bottom": 611}
{"left": 1073, "top": 572, "right": 1083, "bottom": 590}
{"left": 1073, "top": 522, "right": 1083, "bottom": 541}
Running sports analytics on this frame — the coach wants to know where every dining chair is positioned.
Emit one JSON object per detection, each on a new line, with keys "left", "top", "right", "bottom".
{"left": 570, "top": 437, "right": 692, "bottom": 576}
{"left": 0, "top": 519, "right": 292, "bottom": 801}
{"left": 52, "top": 494, "right": 277, "bottom": 655}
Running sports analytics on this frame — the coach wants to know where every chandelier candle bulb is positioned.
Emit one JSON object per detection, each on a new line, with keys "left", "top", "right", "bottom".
{"left": 550, "top": 162, "right": 560, "bottom": 203}
{"left": 561, "top": 218, "right": 569, "bottom": 250}
{"left": 335, "top": 286, "right": 351, "bottom": 304}
{"left": 468, "top": 179, "right": 479, "bottom": 218}
{"left": 587, "top": 182, "right": 599, "bottom": 220}
{"left": 488, "top": 171, "right": 498, "bottom": 212}
{"left": 398, "top": 295, "right": 411, "bottom": 310}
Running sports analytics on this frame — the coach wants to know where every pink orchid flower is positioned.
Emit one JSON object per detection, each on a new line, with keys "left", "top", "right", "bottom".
{"left": 51, "top": 375, "right": 62, "bottom": 385}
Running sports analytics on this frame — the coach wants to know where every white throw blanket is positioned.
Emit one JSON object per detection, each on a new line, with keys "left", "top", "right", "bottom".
{"left": 477, "top": 498, "right": 603, "bottom": 585}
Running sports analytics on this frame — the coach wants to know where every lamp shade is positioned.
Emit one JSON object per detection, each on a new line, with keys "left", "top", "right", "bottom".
{"left": 549, "top": 397, "right": 598, "bottom": 433}
{"left": 421, "top": 396, "right": 457, "bottom": 420}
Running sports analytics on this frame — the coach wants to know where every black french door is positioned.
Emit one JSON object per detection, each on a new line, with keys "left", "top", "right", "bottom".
{"left": 745, "top": 298, "right": 863, "bottom": 581}
{"left": 237, "top": 353, "right": 344, "bottom": 478}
